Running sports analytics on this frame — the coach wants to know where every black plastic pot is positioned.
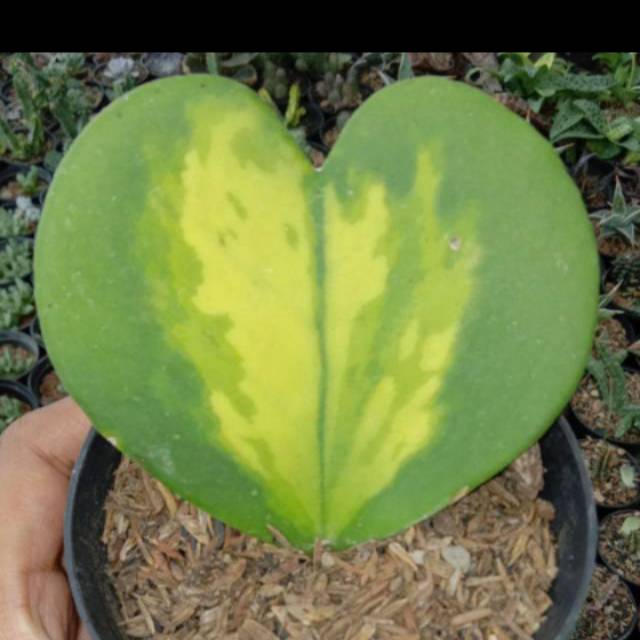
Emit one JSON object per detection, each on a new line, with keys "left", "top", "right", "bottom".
{"left": 608, "top": 568, "right": 639, "bottom": 640}
{"left": 565, "top": 358, "right": 640, "bottom": 454}
{"left": 0, "top": 380, "right": 38, "bottom": 433}
{"left": 616, "top": 313, "right": 639, "bottom": 354}
{"left": 578, "top": 436, "right": 640, "bottom": 512}
{"left": 593, "top": 310, "right": 638, "bottom": 368}
{"left": 568, "top": 403, "right": 640, "bottom": 450}
{"left": 0, "top": 165, "right": 51, "bottom": 205}
{"left": 0, "top": 379, "right": 38, "bottom": 408}
{"left": 0, "top": 379, "right": 39, "bottom": 434}
{"left": 565, "top": 380, "right": 640, "bottom": 456}
{"left": 28, "top": 315, "right": 43, "bottom": 348}
{"left": 599, "top": 454, "right": 640, "bottom": 512}
{"left": 559, "top": 52, "right": 603, "bottom": 73}
{"left": 65, "top": 417, "right": 596, "bottom": 640}
{"left": 598, "top": 509, "right": 640, "bottom": 587}
{"left": 571, "top": 564, "right": 638, "bottom": 640}
{"left": 27, "top": 356, "right": 66, "bottom": 407}
{"left": 535, "top": 417, "right": 598, "bottom": 639}
{"left": 602, "top": 264, "right": 640, "bottom": 323}
{"left": 0, "top": 330, "right": 40, "bottom": 381}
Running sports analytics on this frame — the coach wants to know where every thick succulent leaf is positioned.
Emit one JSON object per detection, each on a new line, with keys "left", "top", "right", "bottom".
{"left": 549, "top": 100, "right": 585, "bottom": 142}
{"left": 573, "top": 99, "right": 608, "bottom": 134}
{"left": 35, "top": 75, "right": 599, "bottom": 549}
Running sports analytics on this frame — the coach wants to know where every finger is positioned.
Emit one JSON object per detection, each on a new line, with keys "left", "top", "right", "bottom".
{"left": 12, "top": 397, "right": 92, "bottom": 474}
{"left": 0, "top": 397, "right": 91, "bottom": 569}
{"left": 0, "top": 398, "right": 91, "bottom": 638}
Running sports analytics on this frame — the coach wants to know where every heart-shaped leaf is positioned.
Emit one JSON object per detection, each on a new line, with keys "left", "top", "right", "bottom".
{"left": 35, "top": 75, "right": 598, "bottom": 549}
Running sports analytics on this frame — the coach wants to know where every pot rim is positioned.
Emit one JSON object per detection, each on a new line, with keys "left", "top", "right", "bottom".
{"left": 64, "top": 416, "right": 597, "bottom": 640}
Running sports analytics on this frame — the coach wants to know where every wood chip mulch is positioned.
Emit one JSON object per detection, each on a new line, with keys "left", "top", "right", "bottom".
{"left": 102, "top": 445, "right": 557, "bottom": 640}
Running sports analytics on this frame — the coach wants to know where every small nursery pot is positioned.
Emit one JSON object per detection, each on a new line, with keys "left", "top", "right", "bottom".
{"left": 616, "top": 313, "right": 639, "bottom": 361}
{"left": 28, "top": 315, "right": 43, "bottom": 348}
{"left": 571, "top": 564, "right": 638, "bottom": 640}
{"left": 64, "top": 417, "right": 596, "bottom": 640}
{"left": 567, "top": 403, "right": 639, "bottom": 450}
{"left": 567, "top": 367, "right": 640, "bottom": 451}
{"left": 559, "top": 52, "right": 603, "bottom": 73}
{"left": 610, "top": 312, "right": 637, "bottom": 348}
{"left": 27, "top": 356, "right": 67, "bottom": 406}
{"left": 0, "top": 379, "right": 38, "bottom": 408}
{"left": 0, "top": 165, "right": 51, "bottom": 205}
{"left": 594, "top": 312, "right": 638, "bottom": 367}
{"left": 579, "top": 437, "right": 640, "bottom": 512}
{"left": 0, "top": 379, "right": 39, "bottom": 433}
{"left": 0, "top": 330, "right": 40, "bottom": 381}
{"left": 598, "top": 509, "right": 640, "bottom": 587}
{"left": 602, "top": 265, "right": 640, "bottom": 322}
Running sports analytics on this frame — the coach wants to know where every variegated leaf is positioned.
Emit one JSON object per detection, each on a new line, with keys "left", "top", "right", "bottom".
{"left": 36, "top": 75, "right": 598, "bottom": 549}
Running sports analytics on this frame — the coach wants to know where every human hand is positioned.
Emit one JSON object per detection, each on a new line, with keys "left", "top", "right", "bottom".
{"left": 0, "top": 397, "right": 92, "bottom": 640}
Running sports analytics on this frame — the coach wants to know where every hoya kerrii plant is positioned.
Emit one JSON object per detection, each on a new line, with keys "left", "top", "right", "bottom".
{"left": 35, "top": 75, "right": 598, "bottom": 550}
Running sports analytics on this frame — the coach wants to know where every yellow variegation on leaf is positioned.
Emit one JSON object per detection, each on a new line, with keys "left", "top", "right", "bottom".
{"left": 35, "top": 75, "right": 598, "bottom": 549}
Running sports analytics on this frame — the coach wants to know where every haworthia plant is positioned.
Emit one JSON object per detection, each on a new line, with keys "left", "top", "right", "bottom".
{"left": 35, "top": 75, "right": 599, "bottom": 549}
